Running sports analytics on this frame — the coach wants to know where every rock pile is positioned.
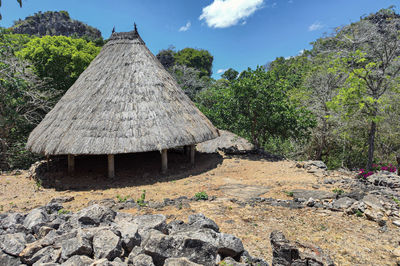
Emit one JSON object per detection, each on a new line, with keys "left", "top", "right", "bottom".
{"left": 0, "top": 201, "right": 335, "bottom": 265}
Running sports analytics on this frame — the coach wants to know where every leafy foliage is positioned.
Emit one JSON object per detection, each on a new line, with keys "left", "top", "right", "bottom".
{"left": 174, "top": 48, "right": 213, "bottom": 77}
{"left": 17, "top": 35, "right": 100, "bottom": 93}
{"left": 198, "top": 66, "right": 315, "bottom": 148}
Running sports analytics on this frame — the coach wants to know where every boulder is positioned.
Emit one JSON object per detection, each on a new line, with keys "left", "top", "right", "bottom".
{"left": 0, "top": 249, "right": 21, "bottom": 266}
{"left": 164, "top": 257, "right": 202, "bottom": 266}
{"left": 23, "top": 208, "right": 49, "bottom": 233}
{"left": 291, "top": 189, "right": 335, "bottom": 201}
{"left": 127, "top": 246, "right": 144, "bottom": 264}
{"left": 218, "top": 233, "right": 244, "bottom": 258}
{"left": 130, "top": 254, "right": 155, "bottom": 266}
{"left": 113, "top": 218, "right": 140, "bottom": 253}
{"left": 29, "top": 246, "right": 60, "bottom": 265}
{"left": 197, "top": 130, "right": 254, "bottom": 153}
{"left": 76, "top": 204, "right": 116, "bottom": 226}
{"left": 0, "top": 233, "right": 27, "bottom": 256}
{"left": 332, "top": 197, "right": 356, "bottom": 210}
{"left": 93, "top": 229, "right": 122, "bottom": 260}
{"left": 188, "top": 214, "right": 220, "bottom": 232}
{"left": 60, "top": 230, "right": 92, "bottom": 260}
{"left": 141, "top": 229, "right": 217, "bottom": 266}
{"left": 270, "top": 231, "right": 334, "bottom": 266}
{"left": 61, "top": 255, "right": 93, "bottom": 266}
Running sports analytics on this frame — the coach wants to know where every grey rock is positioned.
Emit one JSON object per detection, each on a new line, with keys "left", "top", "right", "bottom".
{"left": 218, "top": 233, "right": 244, "bottom": 258}
{"left": 0, "top": 232, "right": 27, "bottom": 256}
{"left": 291, "top": 189, "right": 335, "bottom": 201}
{"left": 61, "top": 230, "right": 92, "bottom": 260}
{"left": 141, "top": 229, "right": 217, "bottom": 266}
{"left": 0, "top": 249, "right": 21, "bottom": 266}
{"left": 131, "top": 254, "right": 155, "bottom": 266}
{"left": 31, "top": 247, "right": 61, "bottom": 265}
{"left": 393, "top": 220, "right": 400, "bottom": 227}
{"left": 188, "top": 213, "right": 220, "bottom": 232}
{"left": 44, "top": 203, "right": 64, "bottom": 214}
{"left": 270, "top": 231, "right": 334, "bottom": 266}
{"left": 221, "top": 257, "right": 246, "bottom": 266}
{"left": 61, "top": 255, "right": 93, "bottom": 266}
{"left": 127, "top": 246, "right": 143, "bottom": 262}
{"left": 362, "top": 194, "right": 384, "bottom": 211}
{"left": 93, "top": 229, "right": 122, "bottom": 260}
{"left": 0, "top": 213, "right": 25, "bottom": 229}
{"left": 332, "top": 197, "right": 356, "bottom": 210}
{"left": 366, "top": 172, "right": 400, "bottom": 188}
{"left": 38, "top": 226, "right": 55, "bottom": 239}
{"left": 303, "top": 161, "right": 327, "bottom": 170}
{"left": 90, "top": 258, "right": 127, "bottom": 266}
{"left": 26, "top": 246, "right": 56, "bottom": 265}
{"left": 306, "top": 198, "right": 315, "bottom": 207}
{"left": 23, "top": 208, "right": 49, "bottom": 233}
{"left": 77, "top": 204, "right": 116, "bottom": 226}
{"left": 49, "top": 196, "right": 75, "bottom": 204}
{"left": 164, "top": 257, "right": 202, "bottom": 266}
{"left": 113, "top": 219, "right": 140, "bottom": 253}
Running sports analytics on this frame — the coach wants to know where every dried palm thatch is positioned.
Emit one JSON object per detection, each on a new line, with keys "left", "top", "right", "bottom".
{"left": 26, "top": 29, "right": 219, "bottom": 156}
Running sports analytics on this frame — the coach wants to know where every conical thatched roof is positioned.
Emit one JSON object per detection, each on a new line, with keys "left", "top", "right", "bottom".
{"left": 27, "top": 29, "right": 219, "bottom": 155}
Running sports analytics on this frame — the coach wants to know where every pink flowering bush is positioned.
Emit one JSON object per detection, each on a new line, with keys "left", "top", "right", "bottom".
{"left": 357, "top": 163, "right": 397, "bottom": 179}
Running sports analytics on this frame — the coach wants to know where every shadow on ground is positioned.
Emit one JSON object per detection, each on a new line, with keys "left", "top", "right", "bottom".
{"left": 34, "top": 150, "right": 223, "bottom": 191}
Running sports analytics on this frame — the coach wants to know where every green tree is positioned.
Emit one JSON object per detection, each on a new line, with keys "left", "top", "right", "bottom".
{"left": 325, "top": 8, "right": 400, "bottom": 169}
{"left": 174, "top": 48, "right": 213, "bottom": 77}
{"left": 17, "top": 35, "right": 100, "bottom": 93}
{"left": 198, "top": 66, "right": 315, "bottom": 148}
{"left": 156, "top": 47, "right": 176, "bottom": 69}
{"left": 221, "top": 68, "right": 239, "bottom": 81}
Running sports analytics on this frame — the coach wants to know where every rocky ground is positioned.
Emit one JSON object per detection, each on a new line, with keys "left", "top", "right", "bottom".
{"left": 1, "top": 151, "right": 400, "bottom": 265}
{"left": 0, "top": 201, "right": 334, "bottom": 265}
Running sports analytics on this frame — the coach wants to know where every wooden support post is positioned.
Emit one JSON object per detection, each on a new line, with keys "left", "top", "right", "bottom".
{"left": 46, "top": 156, "right": 50, "bottom": 171}
{"left": 67, "top": 154, "right": 75, "bottom": 175}
{"left": 190, "top": 144, "right": 195, "bottom": 165}
{"left": 184, "top": 145, "right": 190, "bottom": 157}
{"left": 108, "top": 154, "right": 115, "bottom": 178}
{"left": 161, "top": 149, "right": 168, "bottom": 174}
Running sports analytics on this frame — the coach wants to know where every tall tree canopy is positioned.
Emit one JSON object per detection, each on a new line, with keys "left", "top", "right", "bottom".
{"left": 174, "top": 48, "right": 213, "bottom": 77}
{"left": 17, "top": 35, "right": 100, "bottom": 93}
{"left": 322, "top": 7, "right": 400, "bottom": 169}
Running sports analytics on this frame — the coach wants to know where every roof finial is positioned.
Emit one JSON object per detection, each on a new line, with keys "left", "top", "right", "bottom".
{"left": 134, "top": 23, "right": 138, "bottom": 33}
{"left": 112, "top": 26, "right": 115, "bottom": 34}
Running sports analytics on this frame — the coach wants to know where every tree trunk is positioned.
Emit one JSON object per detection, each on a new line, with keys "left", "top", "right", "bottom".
{"left": 366, "top": 120, "right": 376, "bottom": 170}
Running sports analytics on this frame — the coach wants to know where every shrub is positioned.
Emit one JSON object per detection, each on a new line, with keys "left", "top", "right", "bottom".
{"left": 194, "top": 191, "right": 208, "bottom": 201}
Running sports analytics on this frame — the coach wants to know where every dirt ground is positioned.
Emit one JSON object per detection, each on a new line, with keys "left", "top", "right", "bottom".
{"left": 1, "top": 151, "right": 399, "bottom": 265}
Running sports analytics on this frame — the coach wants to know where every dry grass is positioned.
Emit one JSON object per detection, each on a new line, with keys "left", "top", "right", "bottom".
{"left": 0, "top": 153, "right": 399, "bottom": 265}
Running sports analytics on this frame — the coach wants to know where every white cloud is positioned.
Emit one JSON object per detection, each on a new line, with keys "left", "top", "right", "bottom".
{"left": 199, "top": 0, "right": 264, "bottom": 28}
{"left": 217, "top": 69, "right": 228, "bottom": 74}
{"left": 179, "top": 21, "right": 191, "bottom": 32}
{"left": 308, "top": 21, "right": 324, "bottom": 31}
{"left": 298, "top": 49, "right": 305, "bottom": 55}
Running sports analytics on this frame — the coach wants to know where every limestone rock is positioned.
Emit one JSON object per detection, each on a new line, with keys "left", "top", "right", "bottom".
{"left": 23, "top": 208, "right": 49, "bottom": 233}
{"left": 0, "top": 233, "right": 27, "bottom": 256}
{"left": 93, "top": 229, "right": 122, "bottom": 260}
{"left": 76, "top": 204, "right": 116, "bottom": 226}
{"left": 61, "top": 255, "right": 93, "bottom": 266}
{"left": 164, "top": 257, "right": 202, "bottom": 266}
{"left": 131, "top": 254, "right": 155, "bottom": 266}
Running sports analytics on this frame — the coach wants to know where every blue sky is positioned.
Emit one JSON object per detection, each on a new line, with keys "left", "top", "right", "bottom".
{"left": 0, "top": 0, "right": 397, "bottom": 78}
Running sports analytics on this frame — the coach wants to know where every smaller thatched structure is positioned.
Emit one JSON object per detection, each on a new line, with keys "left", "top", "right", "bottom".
{"left": 26, "top": 26, "right": 219, "bottom": 177}
{"left": 197, "top": 130, "right": 254, "bottom": 153}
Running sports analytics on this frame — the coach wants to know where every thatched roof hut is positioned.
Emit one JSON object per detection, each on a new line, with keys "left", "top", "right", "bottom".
{"left": 26, "top": 26, "right": 219, "bottom": 177}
